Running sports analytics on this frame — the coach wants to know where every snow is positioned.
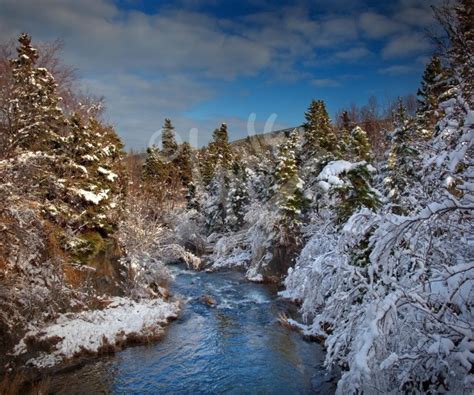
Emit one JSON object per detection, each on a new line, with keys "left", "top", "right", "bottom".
{"left": 13, "top": 297, "right": 180, "bottom": 368}
{"left": 74, "top": 188, "right": 109, "bottom": 204}
{"left": 72, "top": 163, "right": 88, "bottom": 174}
{"left": 317, "top": 160, "right": 365, "bottom": 181}
{"left": 81, "top": 154, "right": 98, "bottom": 162}
{"left": 97, "top": 166, "right": 118, "bottom": 181}
{"left": 427, "top": 336, "right": 455, "bottom": 355}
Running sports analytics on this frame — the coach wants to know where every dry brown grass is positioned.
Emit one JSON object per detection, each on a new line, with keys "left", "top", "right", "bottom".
{"left": 0, "top": 372, "right": 50, "bottom": 395}
{"left": 62, "top": 265, "right": 85, "bottom": 288}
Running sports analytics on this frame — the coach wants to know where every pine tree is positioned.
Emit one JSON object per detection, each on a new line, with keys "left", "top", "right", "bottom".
{"left": 201, "top": 123, "right": 233, "bottom": 186}
{"left": 384, "top": 99, "right": 419, "bottom": 214}
{"left": 173, "top": 141, "right": 193, "bottom": 187}
{"left": 303, "top": 99, "right": 319, "bottom": 153}
{"left": 225, "top": 161, "right": 249, "bottom": 231}
{"left": 204, "top": 163, "right": 229, "bottom": 234}
{"left": 433, "top": 0, "right": 473, "bottom": 105}
{"left": 186, "top": 181, "right": 200, "bottom": 210}
{"left": 303, "top": 99, "right": 340, "bottom": 159}
{"left": 416, "top": 56, "right": 452, "bottom": 133}
{"left": 350, "top": 126, "right": 373, "bottom": 162}
{"left": 210, "top": 123, "right": 233, "bottom": 168}
{"left": 275, "top": 129, "right": 305, "bottom": 227}
{"left": 7, "top": 33, "right": 66, "bottom": 154}
{"left": 339, "top": 111, "right": 353, "bottom": 156}
{"left": 65, "top": 116, "right": 125, "bottom": 234}
{"left": 333, "top": 164, "right": 380, "bottom": 223}
{"left": 142, "top": 145, "right": 166, "bottom": 183}
{"left": 451, "top": 0, "right": 474, "bottom": 104}
{"left": 161, "top": 118, "right": 178, "bottom": 160}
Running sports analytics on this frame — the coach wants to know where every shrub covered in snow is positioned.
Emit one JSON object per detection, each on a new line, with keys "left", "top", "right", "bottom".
{"left": 281, "top": 4, "right": 474, "bottom": 391}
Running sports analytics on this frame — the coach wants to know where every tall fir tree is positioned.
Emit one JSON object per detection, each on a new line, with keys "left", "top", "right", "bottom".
{"left": 275, "top": 129, "right": 306, "bottom": 227}
{"left": 451, "top": 0, "right": 473, "bottom": 104}
{"left": 433, "top": 0, "right": 473, "bottom": 105}
{"left": 161, "top": 118, "right": 178, "bottom": 160}
{"left": 174, "top": 141, "right": 193, "bottom": 188}
{"left": 339, "top": 110, "right": 353, "bottom": 156}
{"left": 384, "top": 99, "right": 419, "bottom": 214}
{"left": 225, "top": 160, "right": 249, "bottom": 231}
{"left": 142, "top": 145, "right": 167, "bottom": 183}
{"left": 416, "top": 55, "right": 452, "bottom": 134}
{"left": 303, "top": 99, "right": 340, "bottom": 159}
{"left": 7, "top": 33, "right": 66, "bottom": 154}
{"left": 201, "top": 123, "right": 233, "bottom": 186}
{"left": 186, "top": 181, "right": 200, "bottom": 210}
{"left": 303, "top": 99, "right": 320, "bottom": 153}
{"left": 349, "top": 126, "right": 373, "bottom": 162}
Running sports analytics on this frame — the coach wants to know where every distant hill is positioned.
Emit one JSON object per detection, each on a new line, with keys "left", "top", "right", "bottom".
{"left": 230, "top": 126, "right": 303, "bottom": 161}
{"left": 127, "top": 126, "right": 303, "bottom": 164}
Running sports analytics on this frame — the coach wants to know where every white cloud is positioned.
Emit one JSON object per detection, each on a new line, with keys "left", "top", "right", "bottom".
{"left": 0, "top": 0, "right": 272, "bottom": 79}
{"left": 378, "top": 65, "right": 415, "bottom": 76}
{"left": 0, "top": 0, "right": 435, "bottom": 148}
{"left": 359, "top": 12, "right": 405, "bottom": 38}
{"left": 382, "top": 32, "right": 431, "bottom": 58}
{"left": 312, "top": 78, "right": 340, "bottom": 87}
{"left": 334, "top": 46, "right": 372, "bottom": 61}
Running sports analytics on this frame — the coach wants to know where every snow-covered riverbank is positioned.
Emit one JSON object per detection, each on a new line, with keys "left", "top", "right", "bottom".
{"left": 12, "top": 297, "right": 180, "bottom": 369}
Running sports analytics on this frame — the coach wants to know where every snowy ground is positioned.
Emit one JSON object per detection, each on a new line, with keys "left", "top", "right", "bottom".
{"left": 13, "top": 297, "right": 180, "bottom": 368}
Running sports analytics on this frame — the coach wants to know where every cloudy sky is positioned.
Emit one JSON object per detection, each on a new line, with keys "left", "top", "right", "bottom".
{"left": 0, "top": 0, "right": 440, "bottom": 148}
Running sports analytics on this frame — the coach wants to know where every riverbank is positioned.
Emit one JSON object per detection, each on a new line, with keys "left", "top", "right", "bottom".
{"left": 5, "top": 296, "right": 180, "bottom": 380}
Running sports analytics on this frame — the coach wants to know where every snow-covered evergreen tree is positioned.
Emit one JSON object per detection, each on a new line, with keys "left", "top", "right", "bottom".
{"left": 201, "top": 123, "right": 233, "bottom": 186}
{"left": 204, "top": 163, "right": 229, "bottom": 234}
{"left": 174, "top": 141, "right": 193, "bottom": 188}
{"left": 349, "top": 126, "right": 373, "bottom": 162}
{"left": 303, "top": 99, "right": 339, "bottom": 159}
{"left": 339, "top": 110, "right": 353, "bottom": 156}
{"left": 161, "top": 118, "right": 178, "bottom": 160}
{"left": 7, "top": 33, "right": 66, "bottom": 155}
{"left": 225, "top": 160, "right": 249, "bottom": 231}
{"left": 282, "top": 3, "right": 473, "bottom": 393}
{"left": 275, "top": 129, "right": 305, "bottom": 229}
{"left": 143, "top": 145, "right": 166, "bottom": 183}
{"left": 416, "top": 55, "right": 452, "bottom": 135}
{"left": 384, "top": 99, "right": 420, "bottom": 214}
{"left": 186, "top": 181, "right": 200, "bottom": 210}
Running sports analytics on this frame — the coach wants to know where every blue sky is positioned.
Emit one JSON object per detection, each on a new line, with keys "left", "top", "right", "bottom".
{"left": 0, "top": 0, "right": 441, "bottom": 148}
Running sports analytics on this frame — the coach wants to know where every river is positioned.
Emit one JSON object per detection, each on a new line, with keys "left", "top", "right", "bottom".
{"left": 50, "top": 265, "right": 334, "bottom": 394}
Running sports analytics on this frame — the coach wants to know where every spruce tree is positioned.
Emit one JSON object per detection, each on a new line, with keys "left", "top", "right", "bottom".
{"left": 210, "top": 123, "right": 233, "bottom": 168}
{"left": 225, "top": 161, "right": 249, "bottom": 231}
{"left": 451, "top": 0, "right": 473, "bottom": 104}
{"left": 303, "top": 99, "right": 339, "bottom": 159}
{"left": 161, "top": 118, "right": 178, "bottom": 160}
{"left": 333, "top": 164, "right": 380, "bottom": 223}
{"left": 202, "top": 123, "right": 233, "bottom": 186}
{"left": 339, "top": 111, "right": 353, "bottom": 156}
{"left": 275, "top": 129, "right": 305, "bottom": 227}
{"left": 416, "top": 56, "right": 452, "bottom": 133}
{"left": 384, "top": 99, "right": 419, "bottom": 214}
{"left": 204, "top": 164, "right": 229, "bottom": 234}
{"left": 174, "top": 141, "right": 193, "bottom": 187}
{"left": 303, "top": 99, "right": 319, "bottom": 153}
{"left": 350, "top": 126, "right": 373, "bottom": 162}
{"left": 142, "top": 145, "right": 166, "bottom": 183}
{"left": 7, "top": 33, "right": 66, "bottom": 154}
{"left": 186, "top": 182, "right": 200, "bottom": 210}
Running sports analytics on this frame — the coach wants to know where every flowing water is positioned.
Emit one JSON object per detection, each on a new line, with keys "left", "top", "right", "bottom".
{"left": 50, "top": 266, "right": 334, "bottom": 394}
